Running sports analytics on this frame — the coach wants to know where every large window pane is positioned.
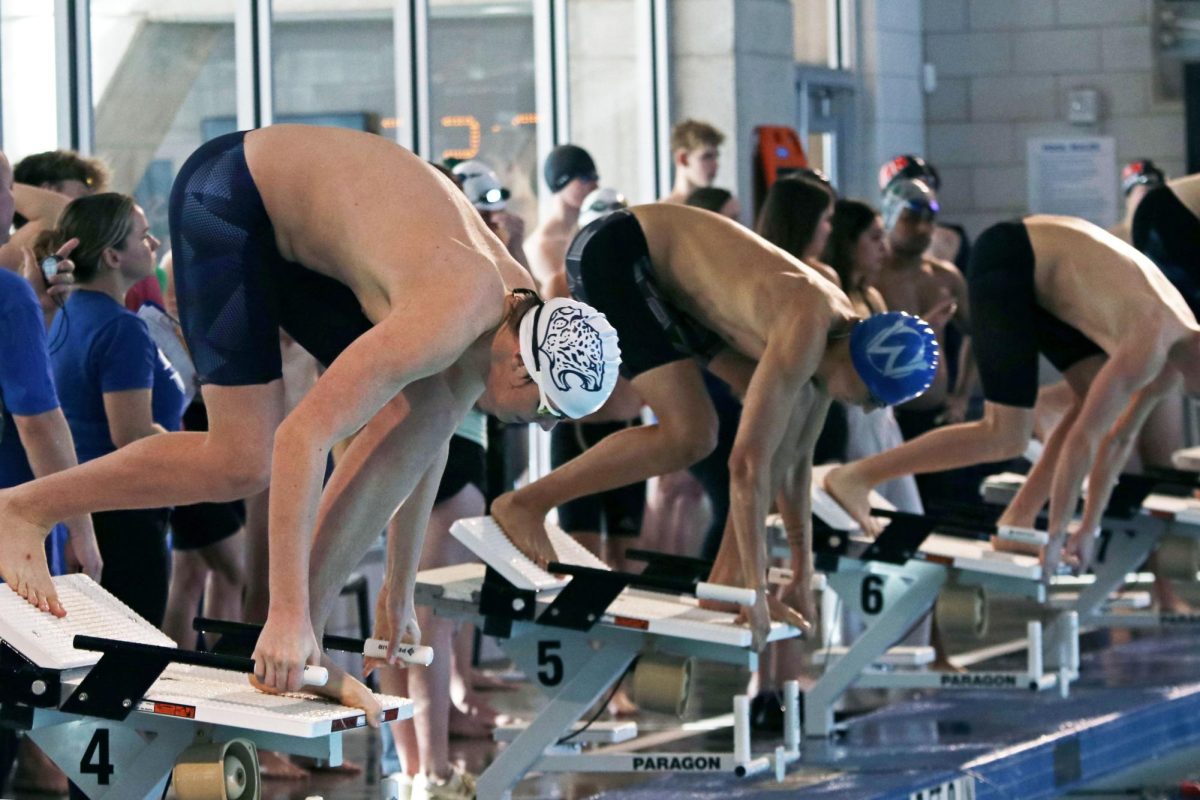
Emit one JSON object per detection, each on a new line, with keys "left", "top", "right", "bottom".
{"left": 91, "top": 0, "right": 237, "bottom": 252}
{"left": 270, "top": 0, "right": 396, "bottom": 134}
{"left": 566, "top": 0, "right": 645, "bottom": 202}
{"left": 793, "top": 0, "right": 836, "bottom": 68}
{"left": 2, "top": 0, "right": 59, "bottom": 161}
{"left": 429, "top": 0, "right": 537, "bottom": 222}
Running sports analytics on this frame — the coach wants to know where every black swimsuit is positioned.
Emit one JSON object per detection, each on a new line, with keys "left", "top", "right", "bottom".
{"left": 566, "top": 209, "right": 725, "bottom": 378}
{"left": 968, "top": 220, "right": 1103, "bottom": 408}
{"left": 169, "top": 131, "right": 372, "bottom": 386}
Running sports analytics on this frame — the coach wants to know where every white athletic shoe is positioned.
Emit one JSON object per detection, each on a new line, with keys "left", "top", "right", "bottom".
{"left": 382, "top": 771, "right": 413, "bottom": 800}
{"left": 412, "top": 766, "right": 477, "bottom": 800}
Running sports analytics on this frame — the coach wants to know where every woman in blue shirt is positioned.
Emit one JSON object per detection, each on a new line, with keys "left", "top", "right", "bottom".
{"left": 38, "top": 193, "right": 185, "bottom": 627}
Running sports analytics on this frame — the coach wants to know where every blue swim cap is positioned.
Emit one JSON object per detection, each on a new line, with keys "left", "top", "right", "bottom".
{"left": 849, "top": 312, "right": 940, "bottom": 406}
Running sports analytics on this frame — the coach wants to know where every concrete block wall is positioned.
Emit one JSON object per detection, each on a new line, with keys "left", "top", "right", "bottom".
{"left": 844, "top": 0, "right": 926, "bottom": 201}
{"left": 922, "top": 0, "right": 1184, "bottom": 237}
{"left": 567, "top": 0, "right": 646, "bottom": 203}
{"left": 671, "top": 0, "right": 796, "bottom": 219}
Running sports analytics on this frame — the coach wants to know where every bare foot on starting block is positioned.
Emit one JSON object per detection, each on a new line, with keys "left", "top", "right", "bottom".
{"left": 823, "top": 465, "right": 881, "bottom": 537}
{"left": 990, "top": 534, "right": 1042, "bottom": 556}
{"left": 0, "top": 491, "right": 64, "bottom": 617}
{"left": 491, "top": 491, "right": 559, "bottom": 568}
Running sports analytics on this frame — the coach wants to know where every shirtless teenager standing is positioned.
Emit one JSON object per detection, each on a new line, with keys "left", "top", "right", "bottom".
{"left": 494, "top": 204, "right": 940, "bottom": 645}
{"left": 0, "top": 125, "right": 620, "bottom": 715}
{"left": 826, "top": 215, "right": 1200, "bottom": 572}
{"left": 874, "top": 179, "right": 973, "bottom": 425}
{"left": 525, "top": 144, "right": 598, "bottom": 299}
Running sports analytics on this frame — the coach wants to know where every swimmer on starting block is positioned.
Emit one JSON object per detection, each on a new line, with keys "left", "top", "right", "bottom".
{"left": 0, "top": 124, "right": 620, "bottom": 717}
{"left": 826, "top": 215, "right": 1200, "bottom": 574}
{"left": 492, "top": 204, "right": 940, "bottom": 646}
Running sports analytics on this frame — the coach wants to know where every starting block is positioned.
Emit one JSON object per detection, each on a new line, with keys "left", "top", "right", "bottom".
{"left": 981, "top": 470, "right": 1200, "bottom": 635}
{"left": 0, "top": 575, "right": 411, "bottom": 800}
{"left": 790, "top": 467, "right": 1077, "bottom": 738}
{"left": 429, "top": 517, "right": 805, "bottom": 799}
{"left": 1172, "top": 446, "right": 1200, "bottom": 472}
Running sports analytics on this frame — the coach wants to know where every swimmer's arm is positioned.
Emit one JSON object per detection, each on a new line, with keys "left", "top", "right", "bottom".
{"left": 103, "top": 389, "right": 168, "bottom": 447}
{"left": 383, "top": 440, "right": 450, "bottom": 603}
{"left": 729, "top": 319, "right": 819, "bottom": 592}
{"left": 0, "top": 188, "right": 68, "bottom": 269}
{"left": 12, "top": 184, "right": 69, "bottom": 226}
{"left": 306, "top": 380, "right": 463, "bottom": 639}
{"left": 14, "top": 408, "right": 100, "bottom": 576}
{"left": 579, "top": 377, "right": 643, "bottom": 422}
{"left": 270, "top": 300, "right": 486, "bottom": 620}
{"left": 1077, "top": 368, "right": 1181, "bottom": 536}
{"left": 707, "top": 349, "right": 756, "bottom": 399}
{"left": 1047, "top": 352, "right": 1161, "bottom": 539}
{"left": 774, "top": 391, "right": 831, "bottom": 583}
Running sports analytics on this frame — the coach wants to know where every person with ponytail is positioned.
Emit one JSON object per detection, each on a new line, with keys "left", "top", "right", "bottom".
{"left": 823, "top": 199, "right": 923, "bottom": 512}
{"left": 36, "top": 193, "right": 186, "bottom": 626}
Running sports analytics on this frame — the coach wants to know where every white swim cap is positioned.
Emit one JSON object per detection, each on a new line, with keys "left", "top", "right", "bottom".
{"left": 578, "top": 187, "right": 629, "bottom": 229}
{"left": 518, "top": 297, "right": 621, "bottom": 419}
{"left": 462, "top": 171, "right": 510, "bottom": 211}
{"left": 451, "top": 159, "right": 493, "bottom": 180}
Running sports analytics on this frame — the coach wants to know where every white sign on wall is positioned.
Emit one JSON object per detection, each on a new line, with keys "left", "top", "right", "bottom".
{"left": 1026, "top": 137, "right": 1118, "bottom": 228}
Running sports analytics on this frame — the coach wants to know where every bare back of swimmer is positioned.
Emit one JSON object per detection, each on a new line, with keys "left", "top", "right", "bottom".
{"left": 0, "top": 125, "right": 619, "bottom": 711}
{"left": 633, "top": 204, "right": 856, "bottom": 359}
{"left": 826, "top": 214, "right": 1200, "bottom": 572}
{"left": 494, "top": 204, "right": 941, "bottom": 646}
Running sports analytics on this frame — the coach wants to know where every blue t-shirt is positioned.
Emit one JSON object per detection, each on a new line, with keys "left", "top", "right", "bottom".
{"left": 0, "top": 270, "right": 61, "bottom": 488}
{"left": 50, "top": 290, "right": 186, "bottom": 464}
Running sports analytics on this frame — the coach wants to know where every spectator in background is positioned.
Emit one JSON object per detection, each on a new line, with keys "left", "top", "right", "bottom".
{"left": 8, "top": 148, "right": 164, "bottom": 311}
{"left": 454, "top": 159, "right": 530, "bottom": 270}
{"left": 878, "top": 154, "right": 971, "bottom": 273}
{"left": 1111, "top": 158, "right": 1166, "bottom": 245}
{"left": 37, "top": 193, "right": 185, "bottom": 627}
{"left": 823, "top": 199, "right": 923, "bottom": 512}
{"left": 663, "top": 119, "right": 724, "bottom": 205}
{"left": 13, "top": 150, "right": 110, "bottom": 211}
{"left": 755, "top": 176, "right": 837, "bottom": 284}
{"left": 579, "top": 187, "right": 629, "bottom": 229}
{"left": 873, "top": 178, "right": 974, "bottom": 512}
{"left": 525, "top": 144, "right": 598, "bottom": 298}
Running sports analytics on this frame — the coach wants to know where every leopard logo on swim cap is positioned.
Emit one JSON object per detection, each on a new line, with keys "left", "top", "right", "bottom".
{"left": 519, "top": 297, "right": 621, "bottom": 418}
{"left": 542, "top": 304, "right": 607, "bottom": 392}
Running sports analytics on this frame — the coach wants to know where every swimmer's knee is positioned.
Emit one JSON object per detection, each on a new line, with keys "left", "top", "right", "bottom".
{"left": 660, "top": 424, "right": 718, "bottom": 468}
{"left": 205, "top": 444, "right": 271, "bottom": 499}
{"left": 985, "top": 416, "right": 1034, "bottom": 461}
{"left": 657, "top": 407, "right": 719, "bottom": 466}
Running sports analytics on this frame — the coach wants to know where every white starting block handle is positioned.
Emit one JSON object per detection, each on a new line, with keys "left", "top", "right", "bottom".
{"left": 695, "top": 583, "right": 757, "bottom": 607}
{"left": 298, "top": 665, "right": 329, "bottom": 687}
{"left": 997, "top": 525, "right": 1049, "bottom": 547}
{"left": 364, "top": 639, "right": 435, "bottom": 666}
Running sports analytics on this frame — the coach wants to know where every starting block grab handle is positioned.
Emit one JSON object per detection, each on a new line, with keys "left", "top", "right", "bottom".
{"left": 73, "top": 635, "right": 329, "bottom": 687}
{"left": 193, "top": 618, "right": 434, "bottom": 666}
{"left": 695, "top": 583, "right": 757, "bottom": 607}
{"left": 546, "top": 561, "right": 757, "bottom": 607}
